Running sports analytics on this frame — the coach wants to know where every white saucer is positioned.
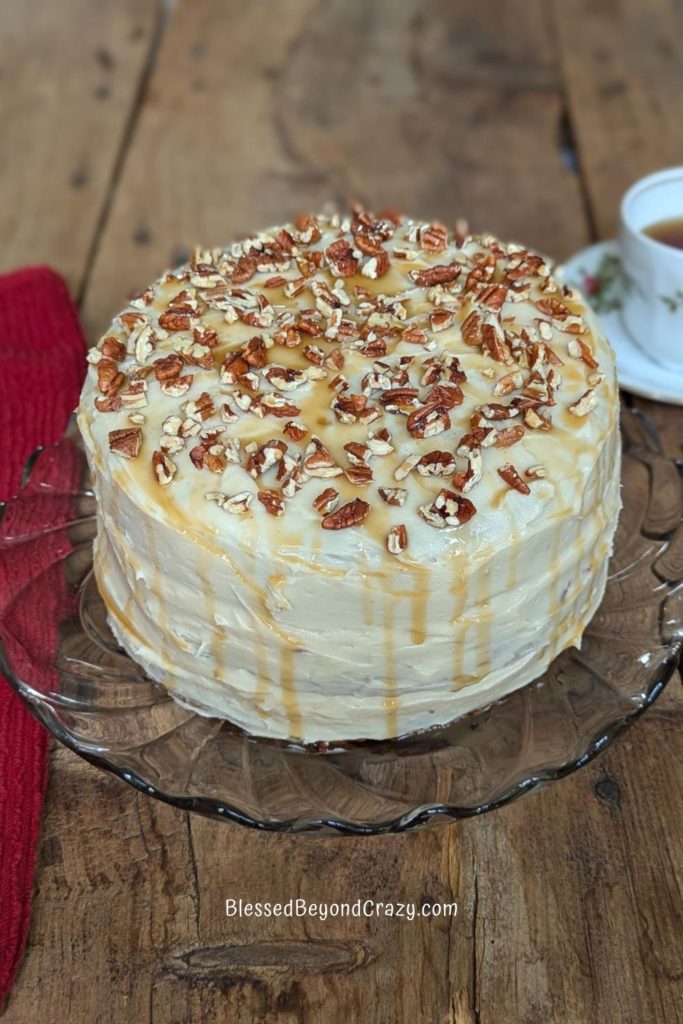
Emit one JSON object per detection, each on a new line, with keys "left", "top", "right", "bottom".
{"left": 559, "top": 239, "right": 683, "bottom": 405}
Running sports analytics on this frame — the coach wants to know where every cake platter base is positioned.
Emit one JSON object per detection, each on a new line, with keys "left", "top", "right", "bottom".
{"left": 0, "top": 409, "right": 681, "bottom": 834}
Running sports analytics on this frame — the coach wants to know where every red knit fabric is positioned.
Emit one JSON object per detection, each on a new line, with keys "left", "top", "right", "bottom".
{"left": 0, "top": 267, "right": 86, "bottom": 1009}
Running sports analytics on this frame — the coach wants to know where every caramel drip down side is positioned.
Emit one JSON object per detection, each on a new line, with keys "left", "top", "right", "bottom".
{"left": 383, "top": 598, "right": 399, "bottom": 737}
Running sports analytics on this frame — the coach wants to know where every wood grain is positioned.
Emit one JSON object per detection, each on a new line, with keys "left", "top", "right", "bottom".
{"left": 552, "top": 0, "right": 683, "bottom": 238}
{"left": 0, "top": 0, "right": 162, "bottom": 294}
{"left": 81, "top": 0, "right": 587, "bottom": 342}
{"left": 2, "top": 1, "right": 682, "bottom": 1022}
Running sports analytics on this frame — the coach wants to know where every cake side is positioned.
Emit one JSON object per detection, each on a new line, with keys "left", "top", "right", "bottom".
{"left": 78, "top": 210, "right": 620, "bottom": 741}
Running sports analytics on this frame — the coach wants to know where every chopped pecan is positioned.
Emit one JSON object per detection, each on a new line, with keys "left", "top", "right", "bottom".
{"left": 387, "top": 524, "right": 408, "bottom": 555}
{"left": 378, "top": 485, "right": 407, "bottom": 506}
{"left": 242, "top": 335, "right": 268, "bottom": 368}
{"left": 108, "top": 427, "right": 142, "bottom": 459}
{"left": 273, "top": 326, "right": 302, "bottom": 348}
{"left": 154, "top": 353, "right": 184, "bottom": 381}
{"left": 568, "top": 389, "right": 597, "bottom": 417}
{"left": 321, "top": 497, "right": 370, "bottom": 530}
{"left": 152, "top": 450, "right": 176, "bottom": 485}
{"left": 406, "top": 403, "right": 451, "bottom": 439}
{"left": 97, "top": 358, "right": 125, "bottom": 396}
{"left": 461, "top": 310, "right": 482, "bottom": 346}
{"left": 416, "top": 450, "right": 456, "bottom": 476}
{"left": 478, "top": 283, "right": 507, "bottom": 311}
{"left": 283, "top": 420, "right": 308, "bottom": 441}
{"left": 424, "top": 381, "right": 463, "bottom": 408}
{"left": 312, "top": 488, "right": 339, "bottom": 515}
{"left": 231, "top": 254, "right": 258, "bottom": 284}
{"left": 525, "top": 464, "right": 546, "bottom": 480}
{"left": 246, "top": 439, "right": 287, "bottom": 477}
{"left": 412, "top": 262, "right": 461, "bottom": 287}
{"left": 161, "top": 373, "right": 192, "bottom": 397}
{"left": 220, "top": 349, "right": 250, "bottom": 384}
{"left": 494, "top": 370, "right": 524, "bottom": 396}
{"left": 263, "top": 365, "right": 307, "bottom": 392}
{"left": 536, "top": 296, "right": 568, "bottom": 319}
{"left": 345, "top": 464, "right": 373, "bottom": 486}
{"left": 95, "top": 395, "right": 122, "bottom": 413}
{"left": 567, "top": 338, "right": 599, "bottom": 369}
{"left": 498, "top": 463, "right": 530, "bottom": 494}
{"left": 257, "top": 489, "right": 285, "bottom": 517}
{"left": 478, "top": 402, "right": 520, "bottom": 421}
{"left": 344, "top": 441, "right": 372, "bottom": 466}
{"left": 429, "top": 309, "right": 455, "bottom": 332}
{"left": 101, "top": 336, "right": 127, "bottom": 361}
{"left": 380, "top": 387, "right": 419, "bottom": 414}
{"left": 419, "top": 222, "right": 448, "bottom": 253}
{"left": 303, "top": 437, "right": 342, "bottom": 478}
{"left": 260, "top": 394, "right": 301, "bottom": 418}
{"left": 361, "top": 251, "right": 390, "bottom": 279}
{"left": 158, "top": 311, "right": 192, "bottom": 332}
{"left": 493, "top": 425, "right": 525, "bottom": 448}
{"left": 402, "top": 326, "right": 429, "bottom": 347}
{"left": 325, "top": 238, "right": 359, "bottom": 278}
{"left": 394, "top": 453, "right": 421, "bottom": 480}
{"left": 418, "top": 489, "right": 476, "bottom": 529}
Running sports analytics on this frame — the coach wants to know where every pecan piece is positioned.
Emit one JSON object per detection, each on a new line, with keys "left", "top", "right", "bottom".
{"left": 231, "top": 254, "right": 258, "bottom": 284}
{"left": 378, "top": 485, "right": 407, "bottom": 506}
{"left": 417, "top": 451, "right": 456, "bottom": 476}
{"left": 257, "top": 489, "right": 285, "bottom": 517}
{"left": 161, "top": 373, "right": 192, "bottom": 397}
{"left": 461, "top": 310, "right": 482, "bottom": 346}
{"left": 412, "top": 262, "right": 461, "bottom": 287}
{"left": 242, "top": 335, "right": 268, "bottom": 368}
{"left": 419, "top": 222, "right": 448, "bottom": 253}
{"left": 283, "top": 419, "right": 308, "bottom": 441}
{"left": 418, "top": 489, "right": 476, "bottom": 529}
{"left": 154, "top": 353, "right": 184, "bottom": 381}
{"left": 108, "top": 427, "right": 142, "bottom": 459}
{"left": 158, "top": 311, "right": 192, "bottom": 332}
{"left": 406, "top": 403, "right": 451, "bottom": 439}
{"left": 568, "top": 389, "right": 597, "bottom": 417}
{"left": 493, "top": 425, "right": 525, "bottom": 448}
{"left": 321, "top": 497, "right": 370, "bottom": 530}
{"left": 95, "top": 395, "right": 122, "bottom": 413}
{"left": 387, "top": 524, "right": 408, "bottom": 556}
{"left": 345, "top": 464, "right": 373, "bottom": 486}
{"left": 152, "top": 450, "right": 176, "bottom": 485}
{"left": 536, "top": 296, "right": 568, "bottom": 319}
{"left": 97, "top": 358, "right": 124, "bottom": 396}
{"left": 303, "top": 437, "right": 342, "bottom": 478}
{"left": 325, "top": 239, "right": 359, "bottom": 278}
{"left": 101, "top": 336, "right": 127, "bottom": 361}
{"left": 312, "top": 488, "right": 339, "bottom": 515}
{"left": 402, "top": 326, "right": 429, "bottom": 347}
{"left": 498, "top": 464, "right": 531, "bottom": 495}
{"left": 567, "top": 338, "right": 599, "bottom": 369}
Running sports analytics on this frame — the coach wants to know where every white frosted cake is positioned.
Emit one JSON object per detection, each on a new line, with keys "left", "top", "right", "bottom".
{"left": 78, "top": 208, "right": 620, "bottom": 743}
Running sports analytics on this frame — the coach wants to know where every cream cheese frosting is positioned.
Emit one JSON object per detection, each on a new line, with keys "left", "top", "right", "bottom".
{"left": 77, "top": 208, "right": 620, "bottom": 742}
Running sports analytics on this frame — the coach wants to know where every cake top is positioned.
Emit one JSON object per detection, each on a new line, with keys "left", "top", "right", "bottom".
{"left": 79, "top": 206, "right": 618, "bottom": 565}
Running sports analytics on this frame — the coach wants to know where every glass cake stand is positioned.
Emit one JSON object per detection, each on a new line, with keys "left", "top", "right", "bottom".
{"left": 0, "top": 409, "right": 681, "bottom": 834}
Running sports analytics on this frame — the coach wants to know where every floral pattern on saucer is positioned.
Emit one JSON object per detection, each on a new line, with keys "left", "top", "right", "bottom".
{"left": 559, "top": 239, "right": 683, "bottom": 406}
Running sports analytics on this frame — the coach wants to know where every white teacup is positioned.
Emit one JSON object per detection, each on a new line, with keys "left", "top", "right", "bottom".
{"left": 619, "top": 167, "right": 683, "bottom": 370}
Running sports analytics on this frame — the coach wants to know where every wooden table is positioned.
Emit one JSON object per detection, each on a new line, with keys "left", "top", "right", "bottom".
{"left": 2, "top": 3, "right": 682, "bottom": 1021}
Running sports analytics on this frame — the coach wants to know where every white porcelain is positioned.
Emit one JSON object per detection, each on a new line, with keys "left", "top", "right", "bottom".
{"left": 559, "top": 239, "right": 683, "bottom": 405}
{"left": 619, "top": 167, "right": 683, "bottom": 370}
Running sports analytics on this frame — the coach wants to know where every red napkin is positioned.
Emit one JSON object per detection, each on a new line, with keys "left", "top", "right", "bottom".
{"left": 0, "top": 267, "right": 86, "bottom": 1009}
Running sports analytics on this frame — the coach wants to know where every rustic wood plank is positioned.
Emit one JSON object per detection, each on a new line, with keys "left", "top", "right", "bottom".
{"left": 81, "top": 0, "right": 587, "bottom": 342}
{"left": 6, "top": 1, "right": 683, "bottom": 1022}
{"left": 0, "top": 0, "right": 162, "bottom": 293}
{"left": 552, "top": 0, "right": 683, "bottom": 238}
